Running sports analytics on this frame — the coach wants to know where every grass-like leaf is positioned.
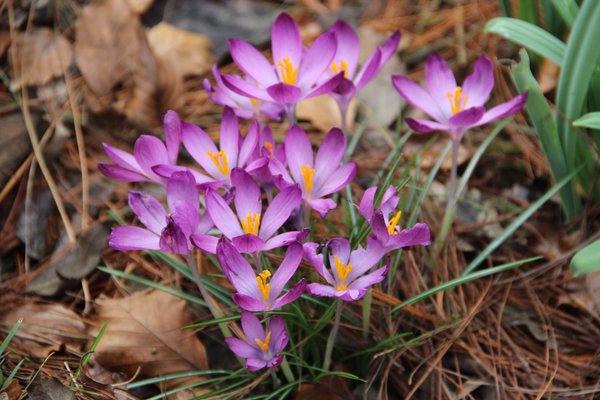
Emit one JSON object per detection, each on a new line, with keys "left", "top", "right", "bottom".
{"left": 551, "top": 0, "right": 579, "bottom": 28}
{"left": 570, "top": 239, "right": 600, "bottom": 276}
{"left": 573, "top": 112, "right": 600, "bottom": 129}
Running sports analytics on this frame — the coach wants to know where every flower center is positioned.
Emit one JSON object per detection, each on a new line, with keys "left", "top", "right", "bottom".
{"left": 445, "top": 86, "right": 469, "bottom": 115}
{"left": 300, "top": 164, "right": 315, "bottom": 195}
{"left": 277, "top": 57, "right": 298, "bottom": 85}
{"left": 264, "top": 142, "right": 274, "bottom": 158}
{"left": 331, "top": 60, "right": 348, "bottom": 78}
{"left": 334, "top": 255, "right": 352, "bottom": 292}
{"left": 241, "top": 213, "right": 261, "bottom": 235}
{"left": 387, "top": 210, "right": 402, "bottom": 235}
{"left": 255, "top": 331, "right": 271, "bottom": 352}
{"left": 249, "top": 98, "right": 259, "bottom": 106}
{"left": 206, "top": 150, "right": 230, "bottom": 176}
{"left": 256, "top": 269, "right": 271, "bottom": 303}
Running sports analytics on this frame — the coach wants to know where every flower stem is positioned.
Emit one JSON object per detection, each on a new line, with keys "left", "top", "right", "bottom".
{"left": 286, "top": 104, "right": 297, "bottom": 126}
{"left": 280, "top": 358, "right": 295, "bottom": 384}
{"left": 437, "top": 138, "right": 460, "bottom": 248}
{"left": 302, "top": 202, "right": 311, "bottom": 232}
{"left": 185, "top": 253, "right": 232, "bottom": 339}
{"left": 322, "top": 300, "right": 343, "bottom": 371}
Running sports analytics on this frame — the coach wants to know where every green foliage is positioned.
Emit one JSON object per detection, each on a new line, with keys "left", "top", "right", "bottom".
{"left": 570, "top": 240, "right": 600, "bottom": 276}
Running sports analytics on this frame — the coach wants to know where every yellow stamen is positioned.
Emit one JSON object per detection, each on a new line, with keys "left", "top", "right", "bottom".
{"left": 264, "top": 142, "right": 274, "bottom": 158}
{"left": 256, "top": 269, "right": 271, "bottom": 302}
{"left": 249, "top": 98, "right": 259, "bottom": 106}
{"left": 445, "top": 86, "right": 469, "bottom": 115}
{"left": 255, "top": 331, "right": 271, "bottom": 352}
{"left": 334, "top": 255, "right": 352, "bottom": 292}
{"left": 277, "top": 57, "right": 298, "bottom": 85}
{"left": 300, "top": 164, "right": 315, "bottom": 194}
{"left": 331, "top": 60, "right": 348, "bottom": 78}
{"left": 387, "top": 210, "right": 402, "bottom": 235}
{"left": 241, "top": 213, "right": 261, "bottom": 235}
{"left": 206, "top": 150, "right": 230, "bottom": 176}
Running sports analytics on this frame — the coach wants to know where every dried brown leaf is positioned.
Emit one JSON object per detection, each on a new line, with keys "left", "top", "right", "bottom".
{"left": 0, "top": 31, "right": 11, "bottom": 58}
{"left": 89, "top": 290, "right": 208, "bottom": 395}
{"left": 126, "top": 0, "right": 154, "bottom": 14}
{"left": 296, "top": 96, "right": 356, "bottom": 133}
{"left": 147, "top": 22, "right": 214, "bottom": 111}
{"left": 9, "top": 28, "right": 72, "bottom": 89}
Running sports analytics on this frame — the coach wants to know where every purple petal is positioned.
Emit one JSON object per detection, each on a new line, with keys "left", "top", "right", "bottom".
{"left": 462, "top": 55, "right": 494, "bottom": 108}
{"left": 303, "top": 242, "right": 334, "bottom": 285}
{"left": 370, "top": 212, "right": 391, "bottom": 243}
{"left": 205, "top": 190, "right": 243, "bottom": 238}
{"left": 268, "top": 316, "right": 288, "bottom": 351}
{"left": 269, "top": 242, "right": 303, "bottom": 296}
{"left": 392, "top": 76, "right": 446, "bottom": 122}
{"left": 266, "top": 83, "right": 302, "bottom": 104}
{"left": 152, "top": 164, "right": 215, "bottom": 185}
{"left": 225, "top": 337, "right": 259, "bottom": 359}
{"left": 271, "top": 279, "right": 306, "bottom": 309}
{"left": 337, "top": 288, "right": 368, "bottom": 302}
{"left": 196, "top": 212, "right": 214, "bottom": 234}
{"left": 377, "top": 31, "right": 401, "bottom": 66}
{"left": 232, "top": 234, "right": 265, "bottom": 254}
{"left": 425, "top": 53, "right": 457, "bottom": 118}
{"left": 304, "top": 73, "right": 344, "bottom": 100}
{"left": 241, "top": 311, "right": 265, "bottom": 342}
{"left": 329, "top": 237, "right": 351, "bottom": 267}
{"left": 260, "top": 185, "right": 301, "bottom": 240}
{"left": 263, "top": 230, "right": 305, "bottom": 251}
{"left": 238, "top": 120, "right": 260, "bottom": 168}
{"left": 181, "top": 122, "right": 220, "bottom": 177}
{"left": 233, "top": 293, "right": 267, "bottom": 312}
{"left": 388, "top": 222, "right": 431, "bottom": 250}
{"left": 167, "top": 171, "right": 199, "bottom": 214}
{"left": 268, "top": 157, "right": 294, "bottom": 188}
{"left": 128, "top": 191, "right": 167, "bottom": 235}
{"left": 354, "top": 49, "right": 382, "bottom": 91}
{"left": 474, "top": 93, "right": 528, "bottom": 127}
{"left": 246, "top": 357, "right": 268, "bottom": 371}
{"left": 307, "top": 198, "right": 337, "bottom": 217}
{"left": 298, "top": 31, "right": 337, "bottom": 87}
{"left": 109, "top": 226, "right": 160, "bottom": 251}
{"left": 133, "top": 135, "right": 170, "bottom": 181}
{"left": 285, "top": 125, "right": 313, "bottom": 185}
{"left": 347, "top": 237, "right": 385, "bottom": 282}
{"left": 190, "top": 234, "right": 218, "bottom": 253}
{"left": 405, "top": 117, "right": 449, "bottom": 133}
{"left": 448, "top": 106, "right": 486, "bottom": 128}
{"left": 245, "top": 157, "right": 268, "bottom": 174}
{"left": 217, "top": 240, "right": 260, "bottom": 296}
{"left": 220, "top": 107, "right": 240, "bottom": 169}
{"left": 98, "top": 163, "right": 148, "bottom": 182}
{"left": 314, "top": 128, "right": 345, "bottom": 191}
{"left": 347, "top": 265, "right": 388, "bottom": 294}
{"left": 222, "top": 74, "right": 272, "bottom": 102}
{"left": 358, "top": 187, "right": 377, "bottom": 221}
{"left": 329, "top": 20, "right": 360, "bottom": 78}
{"left": 306, "top": 283, "right": 339, "bottom": 298}
{"left": 159, "top": 217, "right": 191, "bottom": 254}
{"left": 272, "top": 13, "right": 302, "bottom": 77}
{"left": 163, "top": 110, "right": 181, "bottom": 164}
{"left": 102, "top": 143, "right": 140, "bottom": 171}
{"left": 228, "top": 38, "right": 278, "bottom": 86}
{"left": 315, "top": 163, "right": 356, "bottom": 197}
{"left": 380, "top": 186, "right": 399, "bottom": 216}
{"left": 231, "top": 168, "right": 262, "bottom": 220}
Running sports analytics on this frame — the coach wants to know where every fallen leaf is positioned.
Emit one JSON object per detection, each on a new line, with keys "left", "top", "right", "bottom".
{"left": 537, "top": 58, "right": 560, "bottom": 93}
{"left": 0, "top": 31, "right": 10, "bottom": 58}
{"left": 1, "top": 302, "right": 86, "bottom": 358}
{"left": 90, "top": 290, "right": 209, "bottom": 396}
{"left": 0, "top": 112, "right": 32, "bottom": 189}
{"left": 126, "top": 0, "right": 154, "bottom": 14}
{"left": 9, "top": 28, "right": 72, "bottom": 90}
{"left": 147, "top": 22, "right": 214, "bottom": 111}
{"left": 29, "top": 377, "right": 75, "bottom": 400}
{"left": 297, "top": 96, "right": 356, "bottom": 133}
{"left": 403, "top": 135, "right": 470, "bottom": 170}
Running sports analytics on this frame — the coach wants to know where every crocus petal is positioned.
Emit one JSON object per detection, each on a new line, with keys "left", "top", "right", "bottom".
{"left": 217, "top": 239, "right": 261, "bottom": 296}
{"left": 128, "top": 191, "right": 167, "bottom": 235}
{"left": 461, "top": 55, "right": 494, "bottom": 108}
{"left": 271, "top": 279, "right": 306, "bottom": 309}
{"left": 228, "top": 38, "right": 278, "bottom": 86}
{"left": 266, "top": 83, "right": 302, "bottom": 104}
{"left": 272, "top": 13, "right": 302, "bottom": 76}
{"left": 109, "top": 226, "right": 160, "bottom": 251}
{"left": 222, "top": 74, "right": 272, "bottom": 102}
{"left": 268, "top": 316, "right": 288, "bottom": 351}
{"left": 425, "top": 53, "right": 457, "bottom": 118}
{"left": 380, "top": 186, "right": 399, "bottom": 216}
{"left": 241, "top": 311, "right": 265, "bottom": 342}
{"left": 263, "top": 230, "right": 306, "bottom": 251}
{"left": 473, "top": 93, "right": 528, "bottom": 127}
{"left": 233, "top": 293, "right": 267, "bottom": 312}
{"left": 159, "top": 218, "right": 190, "bottom": 254}
{"left": 190, "top": 234, "right": 218, "bottom": 253}
{"left": 231, "top": 168, "right": 262, "bottom": 220}
{"left": 392, "top": 76, "right": 446, "bottom": 122}
{"left": 232, "top": 234, "right": 265, "bottom": 253}
{"left": 268, "top": 157, "right": 294, "bottom": 188}
{"left": 102, "top": 143, "right": 141, "bottom": 171}
{"left": 259, "top": 185, "right": 301, "bottom": 240}
{"left": 167, "top": 171, "right": 199, "bottom": 215}
{"left": 315, "top": 163, "right": 356, "bottom": 198}
{"left": 330, "top": 79, "right": 356, "bottom": 110}
{"left": 245, "top": 157, "right": 268, "bottom": 174}
{"left": 370, "top": 212, "right": 391, "bottom": 243}
{"left": 405, "top": 118, "right": 449, "bottom": 133}
{"left": 152, "top": 164, "right": 215, "bottom": 185}
{"left": 285, "top": 125, "right": 314, "bottom": 185}
{"left": 448, "top": 106, "right": 486, "bottom": 128}
{"left": 219, "top": 107, "right": 240, "bottom": 169}
{"left": 353, "top": 49, "right": 383, "bottom": 91}
{"left": 306, "top": 283, "right": 339, "bottom": 298}
{"left": 196, "top": 212, "right": 214, "bottom": 235}
{"left": 347, "top": 265, "right": 388, "bottom": 294}
{"left": 377, "top": 31, "right": 401, "bottom": 67}
{"left": 298, "top": 31, "right": 337, "bottom": 88}
{"left": 329, "top": 20, "right": 360, "bottom": 78}
{"left": 133, "top": 135, "right": 170, "bottom": 181}
{"left": 303, "top": 242, "right": 334, "bottom": 285}
{"left": 205, "top": 190, "right": 244, "bottom": 238}
{"left": 388, "top": 222, "right": 431, "bottom": 250}
{"left": 314, "top": 128, "right": 345, "bottom": 191}
{"left": 246, "top": 357, "right": 268, "bottom": 371}
{"left": 238, "top": 120, "right": 260, "bottom": 168}
{"left": 328, "top": 237, "right": 351, "bottom": 266}
{"left": 358, "top": 187, "right": 377, "bottom": 221}
{"left": 225, "top": 337, "right": 259, "bottom": 359}
{"left": 163, "top": 110, "right": 181, "bottom": 165}
{"left": 337, "top": 288, "right": 368, "bottom": 302}
{"left": 269, "top": 242, "right": 303, "bottom": 296}
{"left": 98, "top": 163, "right": 148, "bottom": 182}
{"left": 347, "top": 237, "right": 385, "bottom": 282}
{"left": 307, "top": 198, "right": 337, "bottom": 217}
{"left": 181, "top": 122, "right": 220, "bottom": 177}
{"left": 304, "top": 73, "right": 344, "bottom": 100}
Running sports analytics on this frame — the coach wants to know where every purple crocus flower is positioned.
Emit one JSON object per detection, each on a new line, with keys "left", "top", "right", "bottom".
{"left": 252, "top": 125, "right": 286, "bottom": 192}
{"left": 222, "top": 13, "right": 343, "bottom": 115}
{"left": 109, "top": 171, "right": 212, "bottom": 254}
{"left": 268, "top": 125, "right": 356, "bottom": 217}
{"left": 191, "top": 168, "right": 304, "bottom": 254}
{"left": 304, "top": 237, "right": 386, "bottom": 301}
{"left": 204, "top": 65, "right": 284, "bottom": 121}
{"left": 217, "top": 239, "right": 306, "bottom": 312}
{"left": 392, "top": 53, "right": 528, "bottom": 141}
{"left": 155, "top": 107, "right": 266, "bottom": 188}
{"left": 326, "top": 20, "right": 400, "bottom": 114}
{"left": 99, "top": 110, "right": 182, "bottom": 185}
{"left": 358, "top": 186, "right": 431, "bottom": 251}
{"left": 225, "top": 312, "right": 288, "bottom": 371}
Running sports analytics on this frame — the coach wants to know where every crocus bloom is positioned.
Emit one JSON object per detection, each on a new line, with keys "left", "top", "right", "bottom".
{"left": 269, "top": 125, "right": 356, "bottom": 217}
{"left": 392, "top": 53, "right": 528, "bottom": 141}
{"left": 358, "top": 186, "right": 431, "bottom": 251}
{"left": 99, "top": 110, "right": 182, "bottom": 185}
{"left": 222, "top": 13, "right": 343, "bottom": 113}
{"left": 217, "top": 239, "right": 306, "bottom": 312}
{"left": 204, "top": 65, "right": 284, "bottom": 121}
{"left": 156, "top": 107, "right": 266, "bottom": 188}
{"left": 225, "top": 312, "right": 288, "bottom": 371}
{"left": 109, "top": 171, "right": 212, "bottom": 254}
{"left": 325, "top": 20, "right": 400, "bottom": 113}
{"left": 252, "top": 125, "right": 286, "bottom": 192}
{"left": 305, "top": 237, "right": 386, "bottom": 301}
{"left": 192, "top": 168, "right": 304, "bottom": 254}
